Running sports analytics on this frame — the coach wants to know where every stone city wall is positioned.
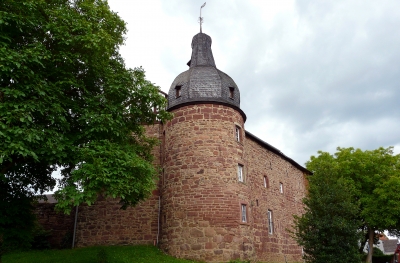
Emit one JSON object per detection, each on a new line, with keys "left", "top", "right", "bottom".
{"left": 35, "top": 124, "right": 163, "bottom": 248}
{"left": 244, "top": 136, "right": 307, "bottom": 262}
{"left": 74, "top": 123, "right": 163, "bottom": 247}
{"left": 34, "top": 203, "right": 75, "bottom": 248}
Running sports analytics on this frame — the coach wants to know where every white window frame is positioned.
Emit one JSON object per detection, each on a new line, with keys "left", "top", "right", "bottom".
{"left": 268, "top": 210, "right": 273, "bottom": 234}
{"left": 238, "top": 165, "right": 244, "bottom": 182}
{"left": 241, "top": 204, "right": 247, "bottom": 223}
{"left": 235, "top": 126, "right": 241, "bottom": 142}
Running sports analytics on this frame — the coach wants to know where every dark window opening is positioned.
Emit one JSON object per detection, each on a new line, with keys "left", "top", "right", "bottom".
{"left": 175, "top": 85, "right": 182, "bottom": 98}
{"left": 229, "top": 87, "right": 234, "bottom": 99}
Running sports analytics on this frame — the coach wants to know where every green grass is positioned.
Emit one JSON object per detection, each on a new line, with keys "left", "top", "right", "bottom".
{"left": 3, "top": 245, "right": 200, "bottom": 263}
{"left": 3, "top": 245, "right": 302, "bottom": 263}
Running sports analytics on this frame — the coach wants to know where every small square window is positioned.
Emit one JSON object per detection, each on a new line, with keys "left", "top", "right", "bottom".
{"left": 279, "top": 182, "right": 283, "bottom": 193}
{"left": 235, "top": 126, "right": 241, "bottom": 142}
{"left": 241, "top": 204, "right": 247, "bottom": 223}
{"left": 175, "top": 85, "right": 182, "bottom": 98}
{"left": 229, "top": 87, "right": 235, "bottom": 99}
{"left": 238, "top": 164, "right": 244, "bottom": 182}
{"left": 268, "top": 210, "right": 273, "bottom": 234}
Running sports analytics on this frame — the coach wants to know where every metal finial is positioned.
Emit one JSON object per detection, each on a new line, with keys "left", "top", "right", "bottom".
{"left": 199, "top": 2, "right": 206, "bottom": 33}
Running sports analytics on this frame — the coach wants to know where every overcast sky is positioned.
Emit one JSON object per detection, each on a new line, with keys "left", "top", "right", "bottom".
{"left": 106, "top": 0, "right": 400, "bottom": 167}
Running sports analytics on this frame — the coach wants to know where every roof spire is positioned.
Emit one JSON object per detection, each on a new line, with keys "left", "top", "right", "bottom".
{"left": 199, "top": 2, "right": 206, "bottom": 33}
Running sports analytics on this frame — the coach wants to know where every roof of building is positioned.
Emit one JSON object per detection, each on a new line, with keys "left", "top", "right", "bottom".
{"left": 167, "top": 33, "right": 242, "bottom": 117}
{"left": 382, "top": 239, "right": 399, "bottom": 253}
{"left": 245, "top": 131, "right": 312, "bottom": 175}
{"left": 37, "top": 194, "right": 57, "bottom": 203}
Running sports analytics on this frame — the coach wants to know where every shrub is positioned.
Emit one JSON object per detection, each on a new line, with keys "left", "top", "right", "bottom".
{"left": 31, "top": 224, "right": 51, "bottom": 250}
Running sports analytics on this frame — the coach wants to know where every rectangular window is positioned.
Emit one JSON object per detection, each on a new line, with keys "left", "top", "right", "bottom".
{"left": 241, "top": 204, "right": 247, "bottom": 223}
{"left": 235, "top": 126, "right": 241, "bottom": 142}
{"left": 238, "top": 165, "right": 244, "bottom": 182}
{"left": 279, "top": 182, "right": 283, "bottom": 193}
{"left": 175, "top": 85, "right": 182, "bottom": 98}
{"left": 264, "top": 176, "right": 267, "bottom": 188}
{"left": 268, "top": 210, "right": 273, "bottom": 234}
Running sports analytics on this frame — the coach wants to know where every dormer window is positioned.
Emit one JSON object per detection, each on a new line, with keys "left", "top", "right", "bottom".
{"left": 175, "top": 85, "right": 182, "bottom": 98}
{"left": 229, "top": 87, "right": 234, "bottom": 99}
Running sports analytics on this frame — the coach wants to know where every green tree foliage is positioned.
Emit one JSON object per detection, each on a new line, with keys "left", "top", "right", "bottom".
{"left": 0, "top": 0, "right": 171, "bottom": 256}
{"left": 298, "top": 147, "right": 400, "bottom": 263}
{"left": 291, "top": 162, "right": 361, "bottom": 263}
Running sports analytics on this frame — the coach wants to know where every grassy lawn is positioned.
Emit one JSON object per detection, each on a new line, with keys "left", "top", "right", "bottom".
{"left": 2, "top": 245, "right": 201, "bottom": 263}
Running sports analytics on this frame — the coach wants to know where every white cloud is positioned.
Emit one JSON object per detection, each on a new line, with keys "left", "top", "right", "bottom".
{"left": 105, "top": 0, "right": 400, "bottom": 166}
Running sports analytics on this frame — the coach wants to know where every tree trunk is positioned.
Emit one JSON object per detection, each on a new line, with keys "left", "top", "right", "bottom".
{"left": 366, "top": 227, "right": 375, "bottom": 263}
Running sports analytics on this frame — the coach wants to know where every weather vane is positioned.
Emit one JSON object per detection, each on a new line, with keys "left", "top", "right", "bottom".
{"left": 199, "top": 2, "right": 206, "bottom": 33}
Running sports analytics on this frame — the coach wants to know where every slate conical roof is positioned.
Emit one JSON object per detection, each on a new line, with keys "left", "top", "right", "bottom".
{"left": 167, "top": 33, "right": 244, "bottom": 118}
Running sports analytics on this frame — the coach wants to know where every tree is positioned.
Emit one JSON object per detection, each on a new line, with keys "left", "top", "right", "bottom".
{"left": 0, "top": 0, "right": 171, "bottom": 256}
{"left": 301, "top": 147, "right": 400, "bottom": 263}
{"left": 291, "top": 156, "right": 361, "bottom": 263}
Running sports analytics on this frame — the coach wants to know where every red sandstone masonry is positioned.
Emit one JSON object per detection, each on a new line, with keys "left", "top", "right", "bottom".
{"left": 74, "top": 123, "right": 163, "bottom": 247}
{"left": 160, "top": 103, "right": 307, "bottom": 262}
{"left": 34, "top": 203, "right": 75, "bottom": 248}
{"left": 161, "top": 104, "right": 249, "bottom": 262}
{"left": 34, "top": 107, "right": 307, "bottom": 262}
{"left": 244, "top": 136, "right": 306, "bottom": 262}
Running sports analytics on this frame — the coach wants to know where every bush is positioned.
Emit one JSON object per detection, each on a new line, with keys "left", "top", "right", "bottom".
{"left": 31, "top": 224, "right": 51, "bottom": 250}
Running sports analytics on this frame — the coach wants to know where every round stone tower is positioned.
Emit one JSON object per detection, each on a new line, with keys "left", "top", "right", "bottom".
{"left": 161, "top": 32, "right": 253, "bottom": 262}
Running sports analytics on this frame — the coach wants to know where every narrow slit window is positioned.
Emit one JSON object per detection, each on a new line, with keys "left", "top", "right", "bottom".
{"left": 279, "top": 182, "right": 283, "bottom": 193}
{"left": 175, "top": 85, "right": 182, "bottom": 98}
{"left": 229, "top": 87, "right": 235, "bottom": 99}
{"left": 241, "top": 204, "right": 247, "bottom": 223}
{"left": 268, "top": 210, "right": 273, "bottom": 234}
{"left": 238, "top": 164, "right": 244, "bottom": 182}
{"left": 264, "top": 176, "right": 268, "bottom": 188}
{"left": 235, "top": 126, "right": 241, "bottom": 142}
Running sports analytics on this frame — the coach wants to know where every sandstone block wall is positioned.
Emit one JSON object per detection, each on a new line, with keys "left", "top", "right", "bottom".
{"left": 244, "top": 136, "right": 307, "bottom": 262}
{"left": 34, "top": 106, "right": 308, "bottom": 263}
{"left": 75, "top": 193, "right": 160, "bottom": 247}
{"left": 161, "top": 104, "right": 251, "bottom": 262}
{"left": 74, "top": 123, "right": 163, "bottom": 247}
{"left": 160, "top": 103, "right": 307, "bottom": 262}
{"left": 34, "top": 203, "right": 75, "bottom": 248}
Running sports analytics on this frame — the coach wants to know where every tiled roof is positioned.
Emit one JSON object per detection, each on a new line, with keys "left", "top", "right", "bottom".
{"left": 382, "top": 239, "right": 398, "bottom": 253}
{"left": 37, "top": 194, "right": 57, "bottom": 203}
